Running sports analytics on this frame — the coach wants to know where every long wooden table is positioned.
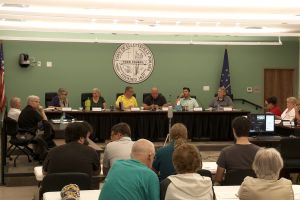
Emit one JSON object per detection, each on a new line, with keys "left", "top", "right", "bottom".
{"left": 45, "top": 110, "right": 249, "bottom": 142}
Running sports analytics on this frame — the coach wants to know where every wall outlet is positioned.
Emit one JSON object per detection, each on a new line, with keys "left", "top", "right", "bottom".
{"left": 46, "top": 61, "right": 52, "bottom": 67}
{"left": 247, "top": 87, "right": 253, "bottom": 93}
{"left": 37, "top": 61, "right": 42, "bottom": 67}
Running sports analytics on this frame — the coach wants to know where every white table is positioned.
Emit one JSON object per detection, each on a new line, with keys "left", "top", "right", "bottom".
{"left": 214, "top": 185, "right": 300, "bottom": 200}
{"left": 43, "top": 190, "right": 100, "bottom": 200}
{"left": 202, "top": 162, "right": 217, "bottom": 174}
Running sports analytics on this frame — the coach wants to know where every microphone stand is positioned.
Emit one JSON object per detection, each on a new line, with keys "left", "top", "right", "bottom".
{"left": 164, "top": 106, "right": 173, "bottom": 146}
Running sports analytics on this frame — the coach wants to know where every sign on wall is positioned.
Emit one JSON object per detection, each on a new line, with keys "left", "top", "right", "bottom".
{"left": 113, "top": 43, "right": 154, "bottom": 84}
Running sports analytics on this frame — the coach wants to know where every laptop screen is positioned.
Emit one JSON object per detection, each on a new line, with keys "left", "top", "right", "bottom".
{"left": 248, "top": 114, "right": 275, "bottom": 135}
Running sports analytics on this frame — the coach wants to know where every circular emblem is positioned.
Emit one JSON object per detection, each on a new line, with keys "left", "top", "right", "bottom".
{"left": 113, "top": 43, "right": 154, "bottom": 84}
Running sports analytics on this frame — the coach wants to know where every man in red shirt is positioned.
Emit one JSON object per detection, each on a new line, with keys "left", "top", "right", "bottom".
{"left": 265, "top": 96, "right": 282, "bottom": 117}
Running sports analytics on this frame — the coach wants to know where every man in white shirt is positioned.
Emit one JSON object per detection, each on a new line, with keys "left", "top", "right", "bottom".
{"left": 8, "top": 97, "right": 21, "bottom": 121}
{"left": 103, "top": 122, "right": 134, "bottom": 175}
{"left": 177, "top": 87, "right": 199, "bottom": 111}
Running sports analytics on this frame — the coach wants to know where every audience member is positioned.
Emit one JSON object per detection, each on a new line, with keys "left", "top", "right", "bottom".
{"left": 209, "top": 86, "right": 233, "bottom": 108}
{"left": 103, "top": 122, "right": 134, "bottom": 175}
{"left": 43, "top": 122, "right": 100, "bottom": 177}
{"left": 238, "top": 148, "right": 294, "bottom": 200}
{"left": 8, "top": 96, "right": 22, "bottom": 121}
{"left": 153, "top": 123, "right": 188, "bottom": 181}
{"left": 281, "top": 97, "right": 297, "bottom": 121}
{"left": 215, "top": 116, "right": 260, "bottom": 185}
{"left": 265, "top": 96, "right": 282, "bottom": 117}
{"left": 143, "top": 87, "right": 167, "bottom": 110}
{"left": 160, "top": 143, "right": 214, "bottom": 200}
{"left": 99, "top": 139, "right": 159, "bottom": 200}
{"left": 115, "top": 86, "right": 138, "bottom": 110}
{"left": 49, "top": 88, "right": 69, "bottom": 107}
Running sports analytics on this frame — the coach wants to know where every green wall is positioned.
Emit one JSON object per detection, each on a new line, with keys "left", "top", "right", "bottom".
{"left": 3, "top": 40, "right": 299, "bottom": 113}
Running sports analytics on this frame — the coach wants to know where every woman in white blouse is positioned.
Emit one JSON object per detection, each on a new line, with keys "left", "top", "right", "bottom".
{"left": 280, "top": 97, "right": 297, "bottom": 121}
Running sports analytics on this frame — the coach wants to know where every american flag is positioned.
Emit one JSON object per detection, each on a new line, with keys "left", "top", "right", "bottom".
{"left": 0, "top": 43, "right": 6, "bottom": 112}
{"left": 219, "top": 49, "right": 232, "bottom": 96}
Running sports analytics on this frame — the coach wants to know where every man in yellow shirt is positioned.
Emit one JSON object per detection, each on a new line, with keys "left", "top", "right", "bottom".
{"left": 116, "top": 86, "right": 138, "bottom": 110}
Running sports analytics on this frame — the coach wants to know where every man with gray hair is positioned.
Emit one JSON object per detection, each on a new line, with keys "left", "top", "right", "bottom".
{"left": 99, "top": 139, "right": 159, "bottom": 200}
{"left": 8, "top": 96, "right": 22, "bottom": 121}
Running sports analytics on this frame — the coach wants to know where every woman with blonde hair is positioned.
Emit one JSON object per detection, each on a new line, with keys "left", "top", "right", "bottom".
{"left": 152, "top": 123, "right": 188, "bottom": 181}
{"left": 238, "top": 148, "right": 294, "bottom": 200}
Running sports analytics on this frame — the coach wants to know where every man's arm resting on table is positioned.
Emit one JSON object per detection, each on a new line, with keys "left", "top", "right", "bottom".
{"left": 214, "top": 166, "right": 225, "bottom": 185}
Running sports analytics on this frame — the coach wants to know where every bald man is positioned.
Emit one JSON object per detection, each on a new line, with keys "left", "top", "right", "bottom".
{"left": 143, "top": 87, "right": 167, "bottom": 110}
{"left": 99, "top": 139, "right": 159, "bottom": 200}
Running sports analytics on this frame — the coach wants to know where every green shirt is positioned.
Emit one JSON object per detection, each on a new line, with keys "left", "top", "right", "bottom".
{"left": 99, "top": 159, "right": 160, "bottom": 200}
{"left": 179, "top": 97, "right": 199, "bottom": 110}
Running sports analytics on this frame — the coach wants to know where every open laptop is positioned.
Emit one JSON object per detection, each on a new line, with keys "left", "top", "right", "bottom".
{"left": 247, "top": 114, "right": 277, "bottom": 138}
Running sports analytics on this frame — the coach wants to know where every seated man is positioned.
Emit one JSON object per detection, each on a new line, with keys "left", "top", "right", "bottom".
{"left": 18, "top": 95, "right": 54, "bottom": 159}
{"left": 209, "top": 86, "right": 233, "bottom": 108}
{"left": 8, "top": 96, "right": 22, "bottom": 121}
{"left": 99, "top": 139, "right": 159, "bottom": 200}
{"left": 143, "top": 87, "right": 167, "bottom": 110}
{"left": 103, "top": 122, "right": 134, "bottom": 175}
{"left": 49, "top": 88, "right": 69, "bottom": 108}
{"left": 177, "top": 87, "right": 199, "bottom": 111}
{"left": 160, "top": 143, "right": 214, "bottom": 200}
{"left": 43, "top": 122, "right": 100, "bottom": 177}
{"left": 215, "top": 116, "right": 260, "bottom": 185}
{"left": 115, "top": 86, "right": 138, "bottom": 110}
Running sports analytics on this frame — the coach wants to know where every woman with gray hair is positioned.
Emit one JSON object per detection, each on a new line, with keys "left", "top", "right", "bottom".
{"left": 238, "top": 148, "right": 294, "bottom": 200}
{"left": 91, "top": 88, "right": 106, "bottom": 109}
{"left": 280, "top": 97, "right": 297, "bottom": 121}
{"left": 50, "top": 88, "right": 69, "bottom": 108}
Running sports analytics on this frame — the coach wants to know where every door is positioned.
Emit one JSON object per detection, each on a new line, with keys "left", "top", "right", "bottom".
{"left": 264, "top": 69, "right": 295, "bottom": 111}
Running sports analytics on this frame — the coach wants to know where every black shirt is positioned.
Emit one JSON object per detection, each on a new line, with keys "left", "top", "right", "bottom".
{"left": 18, "top": 105, "right": 42, "bottom": 134}
{"left": 91, "top": 97, "right": 106, "bottom": 109}
{"left": 43, "top": 142, "right": 100, "bottom": 177}
{"left": 143, "top": 94, "right": 167, "bottom": 107}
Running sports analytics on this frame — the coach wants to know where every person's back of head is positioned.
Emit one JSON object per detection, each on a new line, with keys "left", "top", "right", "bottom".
{"left": 10, "top": 97, "right": 21, "bottom": 109}
{"left": 266, "top": 96, "right": 277, "bottom": 106}
{"left": 170, "top": 123, "right": 188, "bottom": 148}
{"left": 111, "top": 122, "right": 131, "bottom": 137}
{"left": 65, "top": 122, "right": 89, "bottom": 144}
{"left": 131, "top": 139, "right": 155, "bottom": 168}
{"left": 173, "top": 143, "right": 202, "bottom": 174}
{"left": 232, "top": 116, "right": 250, "bottom": 138}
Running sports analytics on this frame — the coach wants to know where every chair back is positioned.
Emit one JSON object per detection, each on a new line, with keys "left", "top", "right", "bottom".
{"left": 280, "top": 137, "right": 300, "bottom": 159}
{"left": 40, "top": 172, "right": 91, "bottom": 198}
{"left": 223, "top": 169, "right": 256, "bottom": 185}
{"left": 197, "top": 169, "right": 212, "bottom": 179}
{"left": 81, "top": 93, "right": 93, "bottom": 107}
{"left": 190, "top": 95, "right": 197, "bottom": 99}
{"left": 45, "top": 92, "right": 57, "bottom": 107}
{"left": 4, "top": 117, "right": 18, "bottom": 137}
{"left": 116, "top": 93, "right": 136, "bottom": 100}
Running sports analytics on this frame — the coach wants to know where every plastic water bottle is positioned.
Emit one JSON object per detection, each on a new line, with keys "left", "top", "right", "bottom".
{"left": 60, "top": 112, "right": 65, "bottom": 123}
{"left": 85, "top": 97, "right": 91, "bottom": 111}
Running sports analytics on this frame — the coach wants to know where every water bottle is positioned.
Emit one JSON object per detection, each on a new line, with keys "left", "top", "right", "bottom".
{"left": 119, "top": 101, "right": 124, "bottom": 111}
{"left": 85, "top": 97, "right": 91, "bottom": 111}
{"left": 60, "top": 111, "right": 65, "bottom": 123}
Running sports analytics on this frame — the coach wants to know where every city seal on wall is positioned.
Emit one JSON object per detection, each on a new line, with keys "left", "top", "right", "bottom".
{"left": 113, "top": 43, "right": 154, "bottom": 84}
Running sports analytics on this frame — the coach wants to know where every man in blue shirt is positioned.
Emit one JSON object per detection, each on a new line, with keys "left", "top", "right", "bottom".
{"left": 99, "top": 139, "right": 159, "bottom": 200}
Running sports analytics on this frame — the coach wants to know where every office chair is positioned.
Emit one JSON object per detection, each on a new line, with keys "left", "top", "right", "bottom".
{"left": 45, "top": 92, "right": 57, "bottom": 107}
{"left": 39, "top": 172, "right": 92, "bottom": 200}
{"left": 5, "top": 117, "right": 35, "bottom": 167}
{"left": 223, "top": 169, "right": 256, "bottom": 185}
{"left": 81, "top": 93, "right": 93, "bottom": 107}
{"left": 280, "top": 137, "right": 300, "bottom": 177}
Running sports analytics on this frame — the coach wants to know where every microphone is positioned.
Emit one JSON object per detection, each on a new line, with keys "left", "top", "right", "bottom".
{"left": 167, "top": 106, "right": 173, "bottom": 119}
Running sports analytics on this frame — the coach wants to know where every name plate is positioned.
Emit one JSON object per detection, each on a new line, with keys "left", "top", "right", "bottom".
{"left": 62, "top": 107, "right": 72, "bottom": 111}
{"left": 193, "top": 107, "right": 203, "bottom": 111}
{"left": 92, "top": 107, "right": 102, "bottom": 111}
{"left": 282, "top": 121, "right": 293, "bottom": 126}
{"left": 223, "top": 107, "right": 233, "bottom": 111}
{"left": 131, "top": 107, "right": 141, "bottom": 111}
{"left": 162, "top": 107, "right": 169, "bottom": 111}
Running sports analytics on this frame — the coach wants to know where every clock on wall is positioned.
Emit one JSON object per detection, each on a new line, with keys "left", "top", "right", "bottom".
{"left": 113, "top": 43, "right": 154, "bottom": 84}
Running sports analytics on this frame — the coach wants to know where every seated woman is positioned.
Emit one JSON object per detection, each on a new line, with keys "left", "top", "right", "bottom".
{"left": 91, "top": 88, "right": 106, "bottom": 109}
{"left": 209, "top": 87, "right": 233, "bottom": 108}
{"left": 265, "top": 96, "right": 282, "bottom": 117}
{"left": 238, "top": 148, "right": 294, "bottom": 200}
{"left": 152, "top": 123, "right": 188, "bottom": 181}
{"left": 49, "top": 88, "right": 69, "bottom": 108}
{"left": 280, "top": 97, "right": 297, "bottom": 121}
{"left": 160, "top": 143, "right": 214, "bottom": 200}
